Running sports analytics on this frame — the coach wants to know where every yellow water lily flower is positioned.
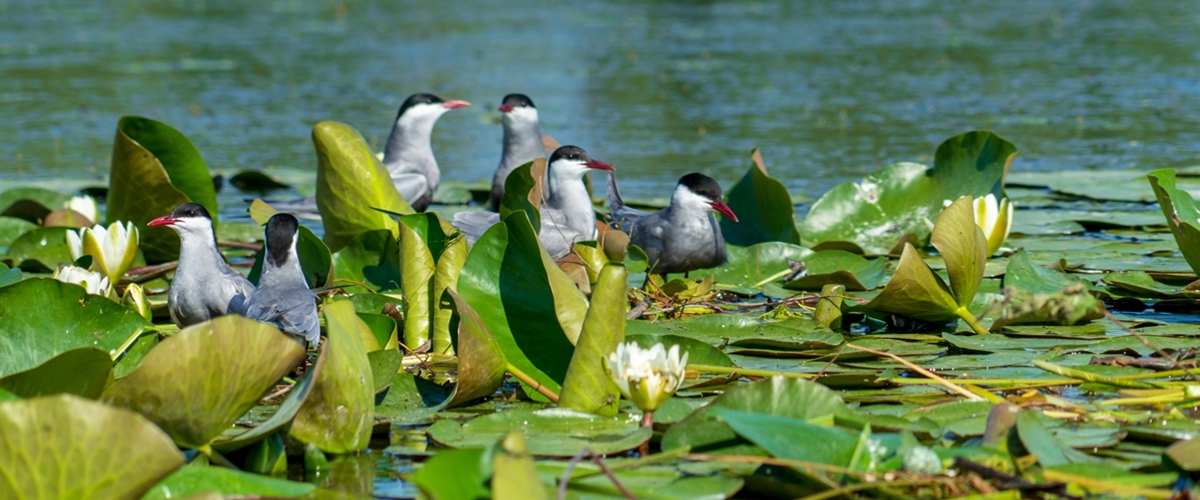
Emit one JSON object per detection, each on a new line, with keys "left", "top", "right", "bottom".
{"left": 122, "top": 283, "right": 152, "bottom": 320}
{"left": 605, "top": 342, "right": 688, "bottom": 412}
{"left": 974, "top": 193, "right": 1014, "bottom": 255}
{"left": 66, "top": 222, "right": 139, "bottom": 283}
{"left": 63, "top": 195, "right": 99, "bottom": 224}
{"left": 52, "top": 265, "right": 111, "bottom": 297}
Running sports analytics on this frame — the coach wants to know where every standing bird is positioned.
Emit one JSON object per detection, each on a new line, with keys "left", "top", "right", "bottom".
{"left": 453, "top": 145, "right": 614, "bottom": 259}
{"left": 607, "top": 172, "right": 739, "bottom": 276}
{"left": 149, "top": 203, "right": 256, "bottom": 327}
{"left": 244, "top": 213, "right": 320, "bottom": 346}
{"left": 489, "top": 94, "right": 544, "bottom": 211}
{"left": 383, "top": 93, "right": 471, "bottom": 211}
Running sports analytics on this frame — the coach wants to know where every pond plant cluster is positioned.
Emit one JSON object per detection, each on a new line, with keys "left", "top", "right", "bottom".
{"left": 2, "top": 116, "right": 1200, "bottom": 500}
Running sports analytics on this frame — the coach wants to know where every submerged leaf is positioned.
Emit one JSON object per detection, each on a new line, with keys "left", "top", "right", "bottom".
{"left": 0, "top": 394, "right": 183, "bottom": 500}
{"left": 102, "top": 316, "right": 305, "bottom": 449}
{"left": 108, "top": 116, "right": 218, "bottom": 263}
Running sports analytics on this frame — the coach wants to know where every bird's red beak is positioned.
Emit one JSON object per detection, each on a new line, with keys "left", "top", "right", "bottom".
{"left": 148, "top": 215, "right": 179, "bottom": 227}
{"left": 498, "top": 104, "right": 514, "bottom": 113}
{"left": 584, "top": 160, "right": 614, "bottom": 171}
{"left": 442, "top": 100, "right": 471, "bottom": 109}
{"left": 710, "top": 201, "right": 738, "bottom": 222}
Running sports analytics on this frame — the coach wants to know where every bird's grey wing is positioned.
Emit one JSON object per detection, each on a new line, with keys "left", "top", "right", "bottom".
{"left": 393, "top": 173, "right": 430, "bottom": 206}
{"left": 451, "top": 211, "right": 501, "bottom": 245}
{"left": 220, "top": 267, "right": 256, "bottom": 315}
{"left": 629, "top": 211, "right": 668, "bottom": 270}
{"left": 245, "top": 289, "right": 318, "bottom": 341}
{"left": 604, "top": 171, "right": 650, "bottom": 230}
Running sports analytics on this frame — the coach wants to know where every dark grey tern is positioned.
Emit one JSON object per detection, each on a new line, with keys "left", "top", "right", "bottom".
{"left": 607, "top": 172, "right": 738, "bottom": 276}
{"left": 149, "top": 203, "right": 256, "bottom": 327}
{"left": 244, "top": 213, "right": 320, "bottom": 346}
{"left": 453, "top": 145, "right": 614, "bottom": 260}
{"left": 489, "top": 93, "right": 544, "bottom": 211}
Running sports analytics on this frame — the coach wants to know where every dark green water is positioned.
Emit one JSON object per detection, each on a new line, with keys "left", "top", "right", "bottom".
{"left": 4, "top": 0, "right": 1200, "bottom": 204}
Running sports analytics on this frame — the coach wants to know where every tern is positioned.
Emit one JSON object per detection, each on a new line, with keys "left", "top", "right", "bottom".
{"left": 244, "top": 213, "right": 320, "bottom": 346}
{"left": 453, "top": 145, "right": 613, "bottom": 259}
{"left": 607, "top": 172, "right": 738, "bottom": 276}
{"left": 489, "top": 93, "right": 544, "bottom": 211}
{"left": 383, "top": 93, "right": 470, "bottom": 211}
{"left": 149, "top": 203, "right": 256, "bottom": 327}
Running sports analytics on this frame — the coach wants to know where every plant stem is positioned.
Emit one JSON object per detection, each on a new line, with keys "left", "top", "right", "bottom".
{"left": 1032, "top": 360, "right": 1167, "bottom": 389}
{"left": 638, "top": 411, "right": 654, "bottom": 457}
{"left": 688, "top": 364, "right": 815, "bottom": 379}
{"left": 844, "top": 344, "right": 983, "bottom": 401}
{"left": 506, "top": 362, "right": 560, "bottom": 402}
{"left": 955, "top": 307, "right": 991, "bottom": 335}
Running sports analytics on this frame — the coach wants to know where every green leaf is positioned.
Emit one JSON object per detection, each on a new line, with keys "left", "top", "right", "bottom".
{"left": 1015, "top": 410, "right": 1101, "bottom": 467}
{"left": 457, "top": 211, "right": 588, "bottom": 398}
{"left": 141, "top": 466, "right": 314, "bottom": 499}
{"left": 248, "top": 225, "right": 332, "bottom": 288}
{"left": 368, "top": 349, "right": 402, "bottom": 394}
{"left": 312, "top": 121, "right": 412, "bottom": 252}
{"left": 1165, "top": 435, "right": 1200, "bottom": 472}
{"left": 0, "top": 215, "right": 36, "bottom": 248}
{"left": 1148, "top": 168, "right": 1200, "bottom": 276}
{"left": 720, "top": 149, "right": 800, "bottom": 246}
{"left": 0, "top": 262, "right": 21, "bottom": 288}
{"left": 539, "top": 461, "right": 744, "bottom": 500}
{"left": 498, "top": 160, "right": 544, "bottom": 230}
{"left": 427, "top": 408, "right": 651, "bottom": 457}
{"left": 108, "top": 116, "right": 217, "bottom": 264}
{"left": 331, "top": 229, "right": 402, "bottom": 293}
{"left": 101, "top": 315, "right": 305, "bottom": 449}
{"left": 861, "top": 243, "right": 959, "bottom": 323}
{"left": 213, "top": 369, "right": 317, "bottom": 452}
{"left": 410, "top": 448, "right": 491, "bottom": 500}
{"left": 0, "top": 279, "right": 150, "bottom": 377}
{"left": 626, "top": 333, "right": 734, "bottom": 367}
{"left": 493, "top": 431, "right": 550, "bottom": 500}
{"left": 444, "top": 290, "right": 507, "bottom": 408}
{"left": 711, "top": 242, "right": 811, "bottom": 289}
{"left": 1003, "top": 249, "right": 1091, "bottom": 295}
{"left": 7, "top": 227, "right": 72, "bottom": 271}
{"left": 662, "top": 377, "right": 852, "bottom": 455}
{"left": 228, "top": 170, "right": 290, "bottom": 192}
{"left": 559, "top": 264, "right": 627, "bottom": 416}
{"left": 0, "top": 187, "right": 70, "bottom": 220}
{"left": 0, "top": 348, "right": 111, "bottom": 399}
{"left": 398, "top": 213, "right": 467, "bottom": 354}
{"left": 0, "top": 394, "right": 183, "bottom": 500}
{"left": 713, "top": 407, "right": 859, "bottom": 466}
{"left": 291, "top": 299, "right": 374, "bottom": 453}
{"left": 783, "top": 250, "right": 887, "bottom": 291}
{"left": 933, "top": 196, "right": 988, "bottom": 308}
{"left": 803, "top": 131, "right": 1016, "bottom": 253}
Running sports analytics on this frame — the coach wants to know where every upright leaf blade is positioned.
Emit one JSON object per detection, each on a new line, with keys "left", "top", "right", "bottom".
{"left": 1148, "top": 169, "right": 1200, "bottom": 275}
{"left": 291, "top": 299, "right": 374, "bottom": 453}
{"left": 498, "top": 160, "right": 544, "bottom": 230}
{"left": 861, "top": 243, "right": 959, "bottom": 323}
{"left": 559, "top": 264, "right": 628, "bottom": 416}
{"left": 444, "top": 290, "right": 507, "bottom": 408}
{"left": 313, "top": 121, "right": 412, "bottom": 252}
{"left": 932, "top": 196, "right": 988, "bottom": 308}
{"left": 721, "top": 149, "right": 800, "bottom": 246}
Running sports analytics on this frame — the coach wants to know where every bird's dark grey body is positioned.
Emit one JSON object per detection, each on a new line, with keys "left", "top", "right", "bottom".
{"left": 608, "top": 173, "right": 735, "bottom": 276}
{"left": 490, "top": 94, "right": 544, "bottom": 211}
{"left": 383, "top": 93, "right": 469, "bottom": 211}
{"left": 244, "top": 213, "right": 320, "bottom": 345}
{"left": 151, "top": 204, "right": 256, "bottom": 327}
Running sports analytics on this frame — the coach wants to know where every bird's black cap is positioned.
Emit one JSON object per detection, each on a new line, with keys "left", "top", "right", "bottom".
{"left": 170, "top": 203, "right": 212, "bottom": 220}
{"left": 396, "top": 93, "right": 445, "bottom": 119}
{"left": 265, "top": 213, "right": 300, "bottom": 268}
{"left": 678, "top": 173, "right": 724, "bottom": 202}
{"left": 501, "top": 94, "right": 535, "bottom": 108}
{"left": 549, "top": 145, "right": 591, "bottom": 164}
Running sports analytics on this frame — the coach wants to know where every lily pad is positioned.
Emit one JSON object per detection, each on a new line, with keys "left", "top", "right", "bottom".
{"left": 498, "top": 160, "right": 545, "bottom": 230}
{"left": 711, "top": 242, "right": 811, "bottom": 289}
{"left": 427, "top": 408, "right": 651, "bottom": 457}
{"left": 102, "top": 315, "right": 305, "bottom": 449}
{"left": 457, "top": 211, "right": 588, "bottom": 398}
{"left": 1148, "top": 169, "right": 1200, "bottom": 276}
{"left": 141, "top": 466, "right": 314, "bottom": 499}
{"left": 492, "top": 431, "right": 548, "bottom": 500}
{"left": 6, "top": 227, "right": 71, "bottom": 271}
{"left": 0, "top": 347, "right": 111, "bottom": 399}
{"left": 0, "top": 279, "right": 150, "bottom": 377}
{"left": 720, "top": 149, "right": 800, "bottom": 246}
{"left": 313, "top": 121, "right": 412, "bottom": 252}
{"left": 444, "top": 290, "right": 506, "bottom": 408}
{"left": 626, "top": 333, "right": 735, "bottom": 367}
{"left": 331, "top": 229, "right": 402, "bottom": 292}
{"left": 229, "top": 170, "right": 291, "bottom": 192}
{"left": 108, "top": 116, "right": 218, "bottom": 264}
{"left": 290, "top": 299, "right": 374, "bottom": 453}
{"left": 783, "top": 250, "right": 887, "bottom": 291}
{"left": 803, "top": 131, "right": 1016, "bottom": 253}
{"left": 397, "top": 212, "right": 467, "bottom": 354}
{"left": 410, "top": 448, "right": 492, "bottom": 500}
{"left": 0, "top": 216, "right": 36, "bottom": 248}
{"left": 213, "top": 369, "right": 317, "bottom": 452}
{"left": 559, "top": 264, "right": 627, "bottom": 416}
{"left": 0, "top": 394, "right": 183, "bottom": 500}
{"left": 713, "top": 407, "right": 859, "bottom": 466}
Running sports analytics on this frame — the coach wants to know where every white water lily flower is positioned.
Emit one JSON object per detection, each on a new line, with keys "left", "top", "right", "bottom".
{"left": 122, "top": 283, "right": 152, "bottom": 320}
{"left": 973, "top": 193, "right": 1014, "bottom": 255}
{"left": 63, "top": 195, "right": 100, "bottom": 224}
{"left": 66, "top": 221, "right": 139, "bottom": 283}
{"left": 605, "top": 342, "right": 688, "bottom": 412}
{"left": 53, "top": 265, "right": 111, "bottom": 297}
